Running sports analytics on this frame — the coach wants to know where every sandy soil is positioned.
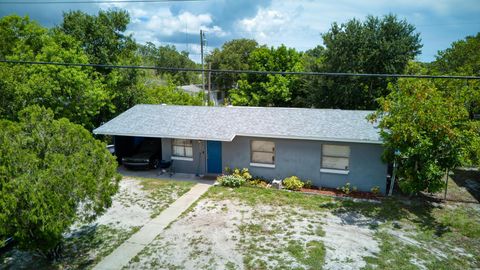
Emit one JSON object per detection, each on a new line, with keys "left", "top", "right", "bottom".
{"left": 93, "top": 177, "right": 154, "bottom": 229}
{"left": 125, "top": 198, "right": 381, "bottom": 270}
{"left": 321, "top": 212, "right": 380, "bottom": 269}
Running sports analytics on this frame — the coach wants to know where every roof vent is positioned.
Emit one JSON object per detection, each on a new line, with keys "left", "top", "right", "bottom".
{"left": 161, "top": 103, "right": 167, "bottom": 106}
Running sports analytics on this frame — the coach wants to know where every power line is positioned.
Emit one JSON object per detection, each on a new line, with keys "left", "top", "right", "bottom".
{"left": 0, "top": 0, "right": 202, "bottom": 4}
{"left": 1, "top": 59, "right": 479, "bottom": 80}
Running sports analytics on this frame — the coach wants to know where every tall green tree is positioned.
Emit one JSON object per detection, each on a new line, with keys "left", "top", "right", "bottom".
{"left": 0, "top": 15, "right": 109, "bottom": 129}
{"left": 432, "top": 32, "right": 480, "bottom": 76}
{"left": 206, "top": 39, "right": 258, "bottom": 91}
{"left": 138, "top": 42, "right": 198, "bottom": 85}
{"left": 431, "top": 33, "right": 480, "bottom": 116}
{"left": 59, "top": 10, "right": 143, "bottom": 124}
{"left": 229, "top": 44, "right": 303, "bottom": 106}
{"left": 0, "top": 106, "right": 120, "bottom": 256}
{"left": 369, "top": 79, "right": 479, "bottom": 194}
{"left": 310, "top": 14, "right": 422, "bottom": 109}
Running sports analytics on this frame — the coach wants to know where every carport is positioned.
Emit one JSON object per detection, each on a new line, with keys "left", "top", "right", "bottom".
{"left": 94, "top": 105, "right": 225, "bottom": 176}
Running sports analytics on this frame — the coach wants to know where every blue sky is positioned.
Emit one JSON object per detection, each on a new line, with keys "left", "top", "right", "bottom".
{"left": 1, "top": 0, "right": 479, "bottom": 63}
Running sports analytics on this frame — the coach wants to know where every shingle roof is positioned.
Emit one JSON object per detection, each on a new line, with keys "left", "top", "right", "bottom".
{"left": 93, "top": 104, "right": 382, "bottom": 144}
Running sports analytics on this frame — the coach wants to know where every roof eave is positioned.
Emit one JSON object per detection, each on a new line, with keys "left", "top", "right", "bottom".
{"left": 93, "top": 130, "right": 382, "bottom": 145}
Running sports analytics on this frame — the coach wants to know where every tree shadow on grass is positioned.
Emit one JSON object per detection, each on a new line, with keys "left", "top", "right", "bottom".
{"left": 327, "top": 197, "right": 450, "bottom": 237}
{"left": 450, "top": 169, "right": 480, "bottom": 203}
{"left": 0, "top": 224, "right": 114, "bottom": 270}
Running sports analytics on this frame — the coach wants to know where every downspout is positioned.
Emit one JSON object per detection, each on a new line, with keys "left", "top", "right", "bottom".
{"left": 195, "top": 140, "right": 203, "bottom": 177}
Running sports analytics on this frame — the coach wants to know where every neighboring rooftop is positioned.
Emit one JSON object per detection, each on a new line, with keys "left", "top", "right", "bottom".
{"left": 93, "top": 104, "right": 382, "bottom": 144}
{"left": 179, "top": 84, "right": 204, "bottom": 93}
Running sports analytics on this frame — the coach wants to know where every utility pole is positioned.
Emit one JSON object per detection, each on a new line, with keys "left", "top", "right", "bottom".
{"left": 208, "top": 62, "right": 212, "bottom": 105}
{"left": 200, "top": 30, "right": 206, "bottom": 105}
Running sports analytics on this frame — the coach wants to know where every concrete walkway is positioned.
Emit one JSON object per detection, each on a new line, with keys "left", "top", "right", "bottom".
{"left": 93, "top": 182, "right": 211, "bottom": 270}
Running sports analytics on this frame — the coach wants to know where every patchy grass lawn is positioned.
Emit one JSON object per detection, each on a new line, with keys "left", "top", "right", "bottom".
{"left": 0, "top": 176, "right": 195, "bottom": 270}
{"left": 125, "top": 185, "right": 480, "bottom": 270}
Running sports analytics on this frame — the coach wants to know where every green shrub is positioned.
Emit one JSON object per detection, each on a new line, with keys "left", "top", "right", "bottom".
{"left": 234, "top": 168, "right": 252, "bottom": 180}
{"left": 370, "top": 186, "right": 381, "bottom": 195}
{"left": 217, "top": 175, "right": 246, "bottom": 188}
{"left": 337, "top": 182, "right": 357, "bottom": 194}
{"left": 283, "top": 176, "right": 304, "bottom": 191}
{"left": 303, "top": 180, "right": 313, "bottom": 189}
{"left": 247, "top": 178, "right": 269, "bottom": 188}
{"left": 225, "top": 167, "right": 252, "bottom": 181}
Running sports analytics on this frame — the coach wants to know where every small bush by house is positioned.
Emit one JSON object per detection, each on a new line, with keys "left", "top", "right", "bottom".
{"left": 225, "top": 167, "right": 252, "bottom": 181}
{"left": 370, "top": 186, "right": 380, "bottom": 195}
{"left": 217, "top": 175, "right": 246, "bottom": 188}
{"left": 303, "top": 180, "right": 313, "bottom": 189}
{"left": 247, "top": 178, "right": 269, "bottom": 188}
{"left": 338, "top": 182, "right": 357, "bottom": 194}
{"left": 283, "top": 176, "right": 304, "bottom": 191}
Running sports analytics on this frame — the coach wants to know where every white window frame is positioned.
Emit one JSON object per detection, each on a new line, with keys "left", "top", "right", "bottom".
{"left": 250, "top": 140, "right": 275, "bottom": 168}
{"left": 320, "top": 144, "right": 350, "bottom": 174}
{"left": 171, "top": 139, "right": 193, "bottom": 161}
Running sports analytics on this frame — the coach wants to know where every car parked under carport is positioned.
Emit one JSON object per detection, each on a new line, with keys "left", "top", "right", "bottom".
{"left": 115, "top": 136, "right": 162, "bottom": 170}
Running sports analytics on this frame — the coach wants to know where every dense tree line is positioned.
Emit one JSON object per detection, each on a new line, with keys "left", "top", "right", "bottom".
{"left": 207, "top": 14, "right": 422, "bottom": 109}
{"left": 0, "top": 11, "right": 203, "bottom": 130}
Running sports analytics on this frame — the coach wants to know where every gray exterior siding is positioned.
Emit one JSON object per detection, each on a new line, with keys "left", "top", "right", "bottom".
{"left": 221, "top": 136, "right": 387, "bottom": 194}
{"left": 161, "top": 138, "right": 206, "bottom": 175}
{"left": 159, "top": 136, "right": 387, "bottom": 194}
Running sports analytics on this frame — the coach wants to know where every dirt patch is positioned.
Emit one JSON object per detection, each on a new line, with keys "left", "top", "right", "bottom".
{"left": 93, "top": 177, "right": 154, "bottom": 229}
{"left": 321, "top": 212, "right": 380, "bottom": 269}
{"left": 126, "top": 197, "right": 381, "bottom": 270}
{"left": 124, "top": 200, "right": 249, "bottom": 269}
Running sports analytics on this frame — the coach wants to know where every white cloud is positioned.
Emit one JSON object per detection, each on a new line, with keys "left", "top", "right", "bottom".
{"left": 238, "top": 8, "right": 291, "bottom": 43}
{"left": 143, "top": 10, "right": 225, "bottom": 36}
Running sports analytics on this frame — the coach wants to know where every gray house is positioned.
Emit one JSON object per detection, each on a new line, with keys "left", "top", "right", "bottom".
{"left": 94, "top": 104, "right": 388, "bottom": 194}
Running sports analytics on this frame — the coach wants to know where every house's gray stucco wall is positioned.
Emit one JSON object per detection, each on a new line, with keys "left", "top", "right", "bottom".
{"left": 161, "top": 138, "right": 206, "bottom": 175}
{"left": 221, "top": 136, "right": 388, "bottom": 194}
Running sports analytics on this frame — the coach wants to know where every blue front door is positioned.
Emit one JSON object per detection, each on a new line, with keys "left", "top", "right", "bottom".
{"left": 207, "top": 141, "right": 222, "bottom": 174}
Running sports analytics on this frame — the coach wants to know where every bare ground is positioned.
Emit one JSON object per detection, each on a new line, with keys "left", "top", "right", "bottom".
{"left": 125, "top": 198, "right": 381, "bottom": 270}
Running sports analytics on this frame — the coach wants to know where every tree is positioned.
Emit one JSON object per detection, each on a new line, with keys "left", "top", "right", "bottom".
{"left": 59, "top": 9, "right": 136, "bottom": 67}
{"left": 59, "top": 10, "right": 143, "bottom": 124}
{"left": 309, "top": 14, "right": 422, "bottom": 109}
{"left": 0, "top": 106, "right": 120, "bottom": 256}
{"left": 142, "top": 80, "right": 204, "bottom": 106}
{"left": 229, "top": 45, "right": 303, "bottom": 106}
{"left": 295, "top": 45, "right": 326, "bottom": 107}
{"left": 432, "top": 33, "right": 480, "bottom": 76}
{"left": 138, "top": 42, "right": 199, "bottom": 85}
{"left": 431, "top": 33, "right": 480, "bottom": 116}
{"left": 369, "top": 79, "right": 479, "bottom": 194}
{"left": 206, "top": 39, "right": 258, "bottom": 91}
{"left": 0, "top": 15, "right": 110, "bottom": 130}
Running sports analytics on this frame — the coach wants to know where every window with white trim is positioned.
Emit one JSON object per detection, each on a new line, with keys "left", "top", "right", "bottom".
{"left": 251, "top": 140, "right": 275, "bottom": 165}
{"left": 172, "top": 139, "right": 193, "bottom": 158}
{"left": 321, "top": 145, "right": 350, "bottom": 170}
